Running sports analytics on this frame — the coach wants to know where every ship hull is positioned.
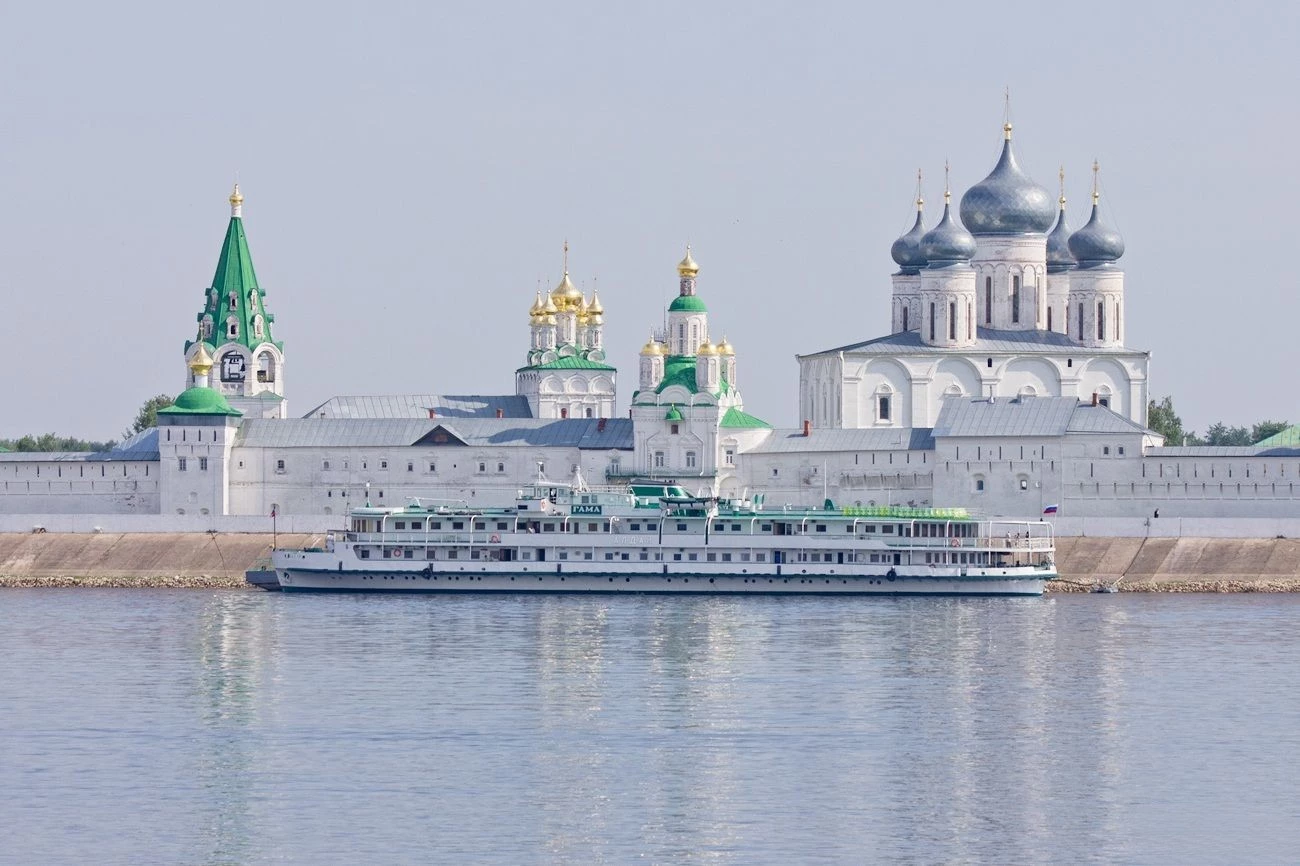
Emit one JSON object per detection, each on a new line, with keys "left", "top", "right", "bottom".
{"left": 273, "top": 553, "right": 1048, "bottom": 596}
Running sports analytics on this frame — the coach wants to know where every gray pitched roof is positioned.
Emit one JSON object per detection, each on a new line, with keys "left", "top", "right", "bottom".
{"left": 1151, "top": 446, "right": 1300, "bottom": 458}
{"left": 0, "top": 429, "right": 160, "bottom": 463}
{"left": 933, "top": 396, "right": 1153, "bottom": 439}
{"left": 236, "top": 418, "right": 633, "bottom": 450}
{"left": 801, "top": 327, "right": 1148, "bottom": 358}
{"left": 302, "top": 394, "right": 534, "bottom": 420}
{"left": 750, "top": 427, "right": 935, "bottom": 453}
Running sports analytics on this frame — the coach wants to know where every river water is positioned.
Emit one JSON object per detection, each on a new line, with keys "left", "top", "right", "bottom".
{"left": 2, "top": 590, "right": 1298, "bottom": 865}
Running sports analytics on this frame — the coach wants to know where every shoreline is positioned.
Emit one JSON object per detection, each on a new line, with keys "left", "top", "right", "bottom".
{"left": 4, "top": 532, "right": 1300, "bottom": 592}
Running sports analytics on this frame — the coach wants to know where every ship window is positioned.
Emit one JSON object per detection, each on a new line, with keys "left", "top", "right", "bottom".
{"left": 543, "top": 523, "right": 555, "bottom": 532}
{"left": 688, "top": 553, "right": 698, "bottom": 561}
{"left": 453, "top": 521, "right": 464, "bottom": 529}
{"left": 639, "top": 552, "right": 649, "bottom": 560}
{"left": 756, "top": 553, "right": 766, "bottom": 562}
{"left": 404, "top": 550, "right": 414, "bottom": 559}
{"left": 605, "top": 553, "right": 615, "bottom": 560}
{"left": 474, "top": 522, "right": 486, "bottom": 530}
{"left": 677, "top": 523, "right": 687, "bottom": 531}
{"left": 588, "top": 523, "right": 598, "bottom": 532}
{"left": 621, "top": 553, "right": 629, "bottom": 560}
{"left": 882, "top": 525, "right": 894, "bottom": 534}
{"left": 761, "top": 523, "right": 772, "bottom": 531}
{"left": 630, "top": 523, "right": 640, "bottom": 531}
{"left": 430, "top": 521, "right": 441, "bottom": 529}
{"left": 707, "top": 553, "right": 717, "bottom": 562}
{"left": 497, "top": 522, "right": 508, "bottom": 530}
{"left": 522, "top": 552, "right": 532, "bottom": 560}
{"left": 732, "top": 524, "right": 742, "bottom": 532}
{"left": 583, "top": 552, "right": 593, "bottom": 560}
{"left": 559, "top": 552, "right": 569, "bottom": 560}
{"left": 395, "top": 522, "right": 405, "bottom": 530}
{"left": 673, "top": 553, "right": 682, "bottom": 561}
{"left": 448, "top": 550, "right": 458, "bottom": 559}
{"left": 722, "top": 553, "right": 732, "bottom": 562}
{"left": 359, "top": 549, "right": 370, "bottom": 559}
{"left": 741, "top": 553, "right": 750, "bottom": 561}
{"left": 816, "top": 524, "right": 826, "bottom": 533}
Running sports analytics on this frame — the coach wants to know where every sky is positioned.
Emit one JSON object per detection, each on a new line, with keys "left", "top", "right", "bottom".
{"left": 2, "top": 0, "right": 1298, "bottom": 441}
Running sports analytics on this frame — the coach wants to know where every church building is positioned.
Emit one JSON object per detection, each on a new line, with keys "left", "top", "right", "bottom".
{"left": 797, "top": 122, "right": 1150, "bottom": 431}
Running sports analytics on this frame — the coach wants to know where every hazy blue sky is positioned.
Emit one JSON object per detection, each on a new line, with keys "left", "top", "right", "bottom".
{"left": 2, "top": 0, "right": 1297, "bottom": 441}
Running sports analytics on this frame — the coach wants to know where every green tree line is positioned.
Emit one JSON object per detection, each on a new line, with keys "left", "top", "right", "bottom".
{"left": 1147, "top": 396, "right": 1289, "bottom": 446}
{"left": 0, "top": 395, "right": 174, "bottom": 453}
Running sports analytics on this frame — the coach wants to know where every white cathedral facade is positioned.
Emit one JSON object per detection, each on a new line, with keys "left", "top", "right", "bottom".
{"left": 798, "top": 124, "right": 1149, "bottom": 431}
{"left": 4, "top": 123, "right": 1300, "bottom": 530}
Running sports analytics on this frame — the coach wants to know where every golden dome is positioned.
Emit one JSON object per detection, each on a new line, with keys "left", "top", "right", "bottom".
{"left": 529, "top": 291, "right": 544, "bottom": 319}
{"left": 542, "top": 295, "right": 558, "bottom": 315}
{"left": 640, "top": 336, "right": 664, "bottom": 356}
{"left": 550, "top": 272, "right": 583, "bottom": 309}
{"left": 189, "top": 343, "right": 214, "bottom": 374}
{"left": 677, "top": 245, "right": 699, "bottom": 277}
{"left": 717, "top": 336, "right": 735, "bottom": 355}
{"left": 228, "top": 183, "right": 243, "bottom": 207}
{"left": 697, "top": 340, "right": 717, "bottom": 356}
{"left": 587, "top": 291, "right": 604, "bottom": 315}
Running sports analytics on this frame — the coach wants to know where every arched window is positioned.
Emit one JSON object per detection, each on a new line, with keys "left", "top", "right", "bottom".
{"left": 967, "top": 302, "right": 972, "bottom": 340}
{"left": 985, "top": 277, "right": 992, "bottom": 323}
{"left": 929, "top": 302, "right": 936, "bottom": 341}
{"left": 1078, "top": 303, "right": 1085, "bottom": 340}
{"left": 902, "top": 306, "right": 909, "bottom": 331}
{"left": 1012, "top": 275, "right": 1021, "bottom": 324}
{"left": 257, "top": 351, "right": 276, "bottom": 383}
{"left": 1116, "top": 306, "right": 1121, "bottom": 342}
{"left": 1047, "top": 307, "right": 1053, "bottom": 332}
{"left": 1097, "top": 300, "right": 1105, "bottom": 340}
{"left": 948, "top": 301, "right": 956, "bottom": 340}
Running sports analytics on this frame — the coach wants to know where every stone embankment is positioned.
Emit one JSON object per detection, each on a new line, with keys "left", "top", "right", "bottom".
{"left": 0, "top": 533, "right": 321, "bottom": 589}
{"left": 1049, "top": 536, "right": 1300, "bottom": 592}
{"left": 2, "top": 533, "right": 1299, "bottom": 591}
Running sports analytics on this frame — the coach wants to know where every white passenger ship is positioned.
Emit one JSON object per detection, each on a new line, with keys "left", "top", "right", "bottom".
{"left": 270, "top": 475, "right": 1055, "bottom": 595}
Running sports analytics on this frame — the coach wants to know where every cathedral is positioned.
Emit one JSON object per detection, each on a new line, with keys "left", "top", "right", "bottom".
{"left": 797, "top": 122, "right": 1149, "bottom": 430}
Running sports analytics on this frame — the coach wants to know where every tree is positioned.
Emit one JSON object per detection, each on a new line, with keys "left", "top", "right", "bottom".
{"left": 125, "top": 394, "right": 175, "bottom": 438}
{"left": 0, "top": 433, "right": 116, "bottom": 452}
{"left": 1146, "top": 396, "right": 1187, "bottom": 445}
{"left": 1202, "top": 422, "right": 1252, "bottom": 446}
{"left": 1252, "top": 420, "right": 1290, "bottom": 444}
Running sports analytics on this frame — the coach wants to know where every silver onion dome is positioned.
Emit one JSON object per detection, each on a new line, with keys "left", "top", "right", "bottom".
{"left": 959, "top": 124, "right": 1056, "bottom": 235}
{"left": 1046, "top": 203, "right": 1076, "bottom": 273}
{"left": 1068, "top": 203, "right": 1125, "bottom": 267}
{"left": 890, "top": 208, "right": 928, "bottom": 274}
{"left": 920, "top": 199, "right": 976, "bottom": 266}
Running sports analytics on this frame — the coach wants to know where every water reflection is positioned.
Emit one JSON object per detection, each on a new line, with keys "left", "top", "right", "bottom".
{"left": 4, "top": 592, "right": 1300, "bottom": 864}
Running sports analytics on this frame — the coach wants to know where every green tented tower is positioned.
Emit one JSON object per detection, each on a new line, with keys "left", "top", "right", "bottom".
{"left": 183, "top": 185, "right": 287, "bottom": 419}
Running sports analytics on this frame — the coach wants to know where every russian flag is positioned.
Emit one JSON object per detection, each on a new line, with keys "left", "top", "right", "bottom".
{"left": 1042, "top": 504, "right": 1059, "bottom": 515}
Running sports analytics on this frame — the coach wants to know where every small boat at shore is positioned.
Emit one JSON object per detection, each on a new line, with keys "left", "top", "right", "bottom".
{"left": 267, "top": 476, "right": 1055, "bottom": 596}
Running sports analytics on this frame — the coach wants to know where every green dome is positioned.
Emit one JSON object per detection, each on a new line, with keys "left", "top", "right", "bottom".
{"left": 668, "top": 295, "right": 708, "bottom": 313}
{"left": 664, "top": 405, "right": 684, "bottom": 421}
{"left": 158, "top": 386, "right": 242, "bottom": 416}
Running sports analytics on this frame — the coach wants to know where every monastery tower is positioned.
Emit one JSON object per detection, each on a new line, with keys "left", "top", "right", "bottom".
{"left": 183, "top": 186, "right": 286, "bottom": 419}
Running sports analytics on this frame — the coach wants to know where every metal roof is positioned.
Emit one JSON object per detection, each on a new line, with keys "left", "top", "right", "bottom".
{"left": 801, "top": 327, "right": 1148, "bottom": 358}
{"left": 0, "top": 429, "right": 160, "bottom": 463}
{"left": 236, "top": 417, "right": 633, "bottom": 450}
{"left": 750, "top": 427, "right": 934, "bottom": 454}
{"left": 1151, "top": 446, "right": 1300, "bottom": 458}
{"left": 933, "top": 396, "right": 1153, "bottom": 438}
{"left": 301, "top": 394, "right": 534, "bottom": 420}
{"left": 933, "top": 396, "right": 1081, "bottom": 438}
{"left": 1065, "top": 404, "right": 1151, "bottom": 434}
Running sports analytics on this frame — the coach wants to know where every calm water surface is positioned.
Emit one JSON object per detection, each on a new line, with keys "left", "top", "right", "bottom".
{"left": 2, "top": 590, "right": 1298, "bottom": 865}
